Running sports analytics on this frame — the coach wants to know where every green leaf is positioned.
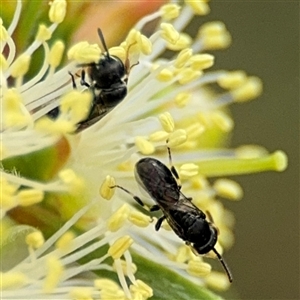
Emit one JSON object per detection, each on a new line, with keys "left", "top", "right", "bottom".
{"left": 133, "top": 253, "right": 224, "bottom": 300}
{"left": 0, "top": 225, "right": 37, "bottom": 271}
{"left": 1, "top": 137, "right": 70, "bottom": 181}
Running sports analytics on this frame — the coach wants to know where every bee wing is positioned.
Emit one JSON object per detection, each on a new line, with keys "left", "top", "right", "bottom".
{"left": 160, "top": 198, "right": 204, "bottom": 240}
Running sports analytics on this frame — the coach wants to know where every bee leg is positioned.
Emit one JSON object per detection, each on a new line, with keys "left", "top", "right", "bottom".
{"left": 155, "top": 215, "right": 166, "bottom": 231}
{"left": 166, "top": 141, "right": 182, "bottom": 190}
{"left": 150, "top": 204, "right": 160, "bottom": 211}
{"left": 80, "top": 69, "right": 91, "bottom": 88}
{"left": 68, "top": 71, "right": 77, "bottom": 89}
{"left": 110, "top": 184, "right": 152, "bottom": 211}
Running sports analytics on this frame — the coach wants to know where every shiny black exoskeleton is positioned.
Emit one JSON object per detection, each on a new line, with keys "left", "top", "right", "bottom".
{"left": 48, "top": 28, "right": 130, "bottom": 132}
{"left": 113, "top": 149, "right": 233, "bottom": 282}
{"left": 75, "top": 28, "right": 129, "bottom": 131}
{"left": 135, "top": 158, "right": 219, "bottom": 255}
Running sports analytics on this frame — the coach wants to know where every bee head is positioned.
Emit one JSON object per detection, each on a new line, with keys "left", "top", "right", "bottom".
{"left": 192, "top": 223, "right": 218, "bottom": 255}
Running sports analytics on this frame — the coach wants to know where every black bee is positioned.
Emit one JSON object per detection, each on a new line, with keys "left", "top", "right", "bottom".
{"left": 112, "top": 146, "right": 233, "bottom": 283}
{"left": 48, "top": 28, "right": 132, "bottom": 132}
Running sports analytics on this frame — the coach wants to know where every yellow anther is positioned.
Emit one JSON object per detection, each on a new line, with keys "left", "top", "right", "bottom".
{"left": 58, "top": 169, "right": 76, "bottom": 183}
{"left": 189, "top": 54, "right": 214, "bottom": 70}
{"left": 202, "top": 34, "right": 232, "bottom": 50}
{"left": 55, "top": 231, "right": 75, "bottom": 252}
{"left": 34, "top": 117, "right": 53, "bottom": 132}
{"left": 160, "top": 4, "right": 181, "bottom": 20}
{"left": 156, "top": 68, "right": 174, "bottom": 82}
{"left": 69, "top": 287, "right": 93, "bottom": 300}
{"left": 213, "top": 178, "right": 243, "bottom": 200}
{"left": 199, "top": 21, "right": 228, "bottom": 36}
{"left": 67, "top": 41, "right": 101, "bottom": 64}
{"left": 113, "top": 259, "right": 137, "bottom": 275}
{"left": 3, "top": 89, "right": 31, "bottom": 127}
{"left": 130, "top": 280, "right": 153, "bottom": 299}
{"left": 218, "top": 226, "right": 235, "bottom": 249}
{"left": 60, "top": 90, "right": 92, "bottom": 124}
{"left": 185, "top": 0, "right": 210, "bottom": 15}
{"left": 199, "top": 22, "right": 231, "bottom": 50}
{"left": 177, "top": 68, "right": 202, "bottom": 84}
{"left": 109, "top": 46, "right": 126, "bottom": 61}
{"left": 135, "top": 137, "right": 155, "bottom": 155}
{"left": 1, "top": 194, "right": 17, "bottom": 210}
{"left": 94, "top": 278, "right": 121, "bottom": 291}
{"left": 107, "top": 204, "right": 130, "bottom": 232}
{"left": 4, "top": 112, "right": 31, "bottom": 128}
{"left": 149, "top": 130, "right": 169, "bottom": 142}
{"left": 186, "top": 122, "right": 205, "bottom": 139}
{"left": 168, "top": 129, "right": 187, "bottom": 147}
{"left": 128, "top": 210, "right": 151, "bottom": 228}
{"left": 25, "top": 231, "right": 45, "bottom": 249}
{"left": 0, "top": 20, "right": 9, "bottom": 41}
{"left": 174, "top": 245, "right": 191, "bottom": 263}
{"left": 43, "top": 256, "right": 64, "bottom": 293}
{"left": 49, "top": 0, "right": 67, "bottom": 24}
{"left": 235, "top": 145, "right": 268, "bottom": 159}
{"left": 118, "top": 161, "right": 134, "bottom": 172}
{"left": 187, "top": 260, "right": 211, "bottom": 277}
{"left": 217, "top": 71, "right": 247, "bottom": 89}
{"left": 159, "top": 112, "right": 175, "bottom": 133}
{"left": 35, "top": 117, "right": 76, "bottom": 134}
{"left": 0, "top": 177, "right": 18, "bottom": 209}
{"left": 125, "top": 29, "right": 152, "bottom": 56}
{"left": 108, "top": 236, "right": 134, "bottom": 260}
{"left": 17, "top": 189, "right": 44, "bottom": 206}
{"left": 58, "top": 169, "right": 85, "bottom": 194}
{"left": 206, "top": 271, "right": 231, "bottom": 291}
{"left": 35, "top": 24, "right": 52, "bottom": 42}
{"left": 139, "top": 34, "right": 152, "bottom": 55}
{"left": 101, "top": 290, "right": 126, "bottom": 300}
{"left": 167, "top": 33, "right": 192, "bottom": 51}
{"left": 191, "top": 175, "right": 209, "bottom": 190}
{"left": 179, "top": 163, "right": 199, "bottom": 178}
{"left": 174, "top": 92, "right": 191, "bottom": 107}
{"left": 126, "top": 29, "right": 139, "bottom": 46}
{"left": 48, "top": 40, "right": 65, "bottom": 68}
{"left": 174, "top": 48, "right": 193, "bottom": 68}
{"left": 10, "top": 54, "right": 31, "bottom": 78}
{"left": 197, "top": 111, "right": 213, "bottom": 128}
{"left": 0, "top": 271, "right": 27, "bottom": 289}
{"left": 160, "top": 23, "right": 180, "bottom": 44}
{"left": 232, "top": 76, "right": 263, "bottom": 102}
{"left": 100, "top": 175, "right": 116, "bottom": 200}
{"left": 272, "top": 151, "right": 288, "bottom": 172}
{"left": 0, "top": 53, "right": 8, "bottom": 71}
{"left": 211, "top": 111, "right": 234, "bottom": 132}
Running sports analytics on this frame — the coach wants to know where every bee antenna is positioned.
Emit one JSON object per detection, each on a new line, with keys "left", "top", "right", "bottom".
{"left": 97, "top": 28, "right": 110, "bottom": 59}
{"left": 212, "top": 247, "right": 233, "bottom": 283}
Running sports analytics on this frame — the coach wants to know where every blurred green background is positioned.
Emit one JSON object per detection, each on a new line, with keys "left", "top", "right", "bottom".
{"left": 202, "top": 2, "right": 299, "bottom": 299}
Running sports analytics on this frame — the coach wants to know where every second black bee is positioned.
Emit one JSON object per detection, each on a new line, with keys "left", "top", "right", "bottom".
{"left": 49, "top": 28, "right": 131, "bottom": 131}
{"left": 74, "top": 28, "right": 130, "bottom": 131}
{"left": 112, "top": 146, "right": 233, "bottom": 282}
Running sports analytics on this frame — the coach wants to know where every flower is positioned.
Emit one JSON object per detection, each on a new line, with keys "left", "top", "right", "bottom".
{"left": 1, "top": 0, "right": 288, "bottom": 299}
